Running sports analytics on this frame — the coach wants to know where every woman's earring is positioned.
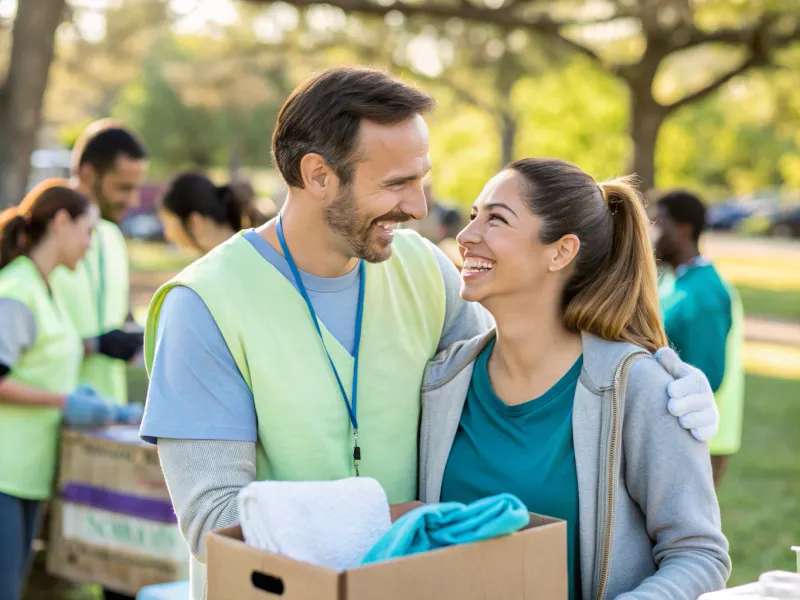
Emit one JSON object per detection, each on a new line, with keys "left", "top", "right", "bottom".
{"left": 549, "top": 266, "right": 557, "bottom": 272}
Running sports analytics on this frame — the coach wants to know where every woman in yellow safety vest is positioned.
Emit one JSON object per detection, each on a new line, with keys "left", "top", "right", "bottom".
{"left": 0, "top": 179, "right": 124, "bottom": 600}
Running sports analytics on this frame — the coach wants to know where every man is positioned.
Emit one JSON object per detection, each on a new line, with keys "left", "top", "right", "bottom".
{"left": 51, "top": 121, "right": 148, "bottom": 407}
{"left": 49, "top": 121, "right": 148, "bottom": 600}
{"left": 655, "top": 190, "right": 745, "bottom": 485}
{"left": 140, "top": 67, "right": 719, "bottom": 600}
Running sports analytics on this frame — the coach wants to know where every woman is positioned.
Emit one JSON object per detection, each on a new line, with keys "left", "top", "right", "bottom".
{"left": 0, "top": 179, "right": 120, "bottom": 600}
{"left": 419, "top": 159, "right": 730, "bottom": 599}
{"left": 159, "top": 173, "right": 270, "bottom": 254}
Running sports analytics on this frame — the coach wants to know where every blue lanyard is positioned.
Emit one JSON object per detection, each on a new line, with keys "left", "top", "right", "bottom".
{"left": 276, "top": 215, "right": 365, "bottom": 475}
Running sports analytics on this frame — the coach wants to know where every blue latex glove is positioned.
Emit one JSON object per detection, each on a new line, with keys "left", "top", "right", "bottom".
{"left": 113, "top": 402, "right": 144, "bottom": 424}
{"left": 63, "top": 386, "right": 117, "bottom": 428}
{"left": 655, "top": 347, "right": 720, "bottom": 442}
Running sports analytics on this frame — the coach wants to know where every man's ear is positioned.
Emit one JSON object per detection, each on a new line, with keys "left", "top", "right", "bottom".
{"left": 299, "top": 154, "right": 334, "bottom": 200}
{"left": 77, "top": 163, "right": 96, "bottom": 188}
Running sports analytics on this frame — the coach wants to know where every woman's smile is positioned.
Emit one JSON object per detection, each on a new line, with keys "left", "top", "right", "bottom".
{"left": 461, "top": 256, "right": 496, "bottom": 280}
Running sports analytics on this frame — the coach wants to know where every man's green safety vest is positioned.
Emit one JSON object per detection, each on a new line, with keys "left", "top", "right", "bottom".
{"left": 144, "top": 230, "right": 447, "bottom": 599}
{"left": 52, "top": 219, "right": 130, "bottom": 404}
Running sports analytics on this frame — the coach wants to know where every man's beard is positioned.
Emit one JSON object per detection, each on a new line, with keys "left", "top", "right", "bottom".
{"left": 323, "top": 184, "right": 410, "bottom": 264}
{"left": 93, "top": 179, "right": 126, "bottom": 224}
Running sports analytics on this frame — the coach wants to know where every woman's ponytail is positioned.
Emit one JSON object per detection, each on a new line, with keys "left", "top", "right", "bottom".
{"left": 509, "top": 158, "right": 667, "bottom": 354}
{"left": 0, "top": 179, "right": 89, "bottom": 270}
{"left": 217, "top": 184, "right": 266, "bottom": 231}
{"left": 567, "top": 177, "right": 667, "bottom": 352}
{"left": 0, "top": 211, "right": 30, "bottom": 269}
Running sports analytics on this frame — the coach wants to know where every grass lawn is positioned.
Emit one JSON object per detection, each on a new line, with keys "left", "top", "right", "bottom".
{"left": 737, "top": 285, "right": 800, "bottom": 321}
{"left": 127, "top": 240, "right": 195, "bottom": 273}
{"left": 717, "top": 373, "right": 800, "bottom": 585}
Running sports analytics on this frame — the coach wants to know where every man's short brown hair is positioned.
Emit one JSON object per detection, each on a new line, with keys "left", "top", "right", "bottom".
{"left": 272, "top": 67, "right": 435, "bottom": 188}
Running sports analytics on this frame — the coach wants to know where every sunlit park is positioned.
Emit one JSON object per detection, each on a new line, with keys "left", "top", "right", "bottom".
{"left": 1, "top": 0, "right": 799, "bottom": 598}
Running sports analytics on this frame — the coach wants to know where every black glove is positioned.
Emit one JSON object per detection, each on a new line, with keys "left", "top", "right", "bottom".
{"left": 97, "top": 329, "right": 144, "bottom": 361}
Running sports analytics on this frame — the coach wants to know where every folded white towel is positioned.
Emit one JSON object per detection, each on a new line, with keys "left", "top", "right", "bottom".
{"left": 237, "top": 477, "right": 392, "bottom": 571}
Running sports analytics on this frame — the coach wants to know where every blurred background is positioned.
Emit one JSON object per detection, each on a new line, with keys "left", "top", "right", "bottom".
{"left": 0, "top": 0, "right": 797, "bottom": 597}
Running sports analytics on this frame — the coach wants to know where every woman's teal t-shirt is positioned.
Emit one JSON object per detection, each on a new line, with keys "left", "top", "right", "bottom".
{"left": 441, "top": 339, "right": 582, "bottom": 600}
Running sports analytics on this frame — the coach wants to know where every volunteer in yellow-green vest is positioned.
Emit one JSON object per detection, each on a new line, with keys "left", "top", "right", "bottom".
{"left": 51, "top": 120, "right": 149, "bottom": 405}
{"left": 655, "top": 190, "right": 745, "bottom": 486}
{"left": 0, "top": 180, "right": 124, "bottom": 600}
{"left": 139, "top": 67, "right": 720, "bottom": 600}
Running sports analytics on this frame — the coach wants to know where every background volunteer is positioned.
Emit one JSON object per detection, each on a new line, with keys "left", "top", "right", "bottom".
{"left": 655, "top": 190, "right": 745, "bottom": 485}
{"left": 158, "top": 172, "right": 269, "bottom": 255}
{"left": 51, "top": 120, "right": 149, "bottom": 406}
{"left": 0, "top": 180, "right": 123, "bottom": 600}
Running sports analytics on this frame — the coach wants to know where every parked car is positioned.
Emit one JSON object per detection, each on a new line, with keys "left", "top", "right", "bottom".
{"left": 119, "top": 213, "right": 164, "bottom": 240}
{"left": 119, "top": 183, "right": 165, "bottom": 241}
{"left": 768, "top": 206, "right": 800, "bottom": 238}
{"left": 738, "top": 205, "right": 800, "bottom": 238}
{"left": 707, "top": 202, "right": 755, "bottom": 231}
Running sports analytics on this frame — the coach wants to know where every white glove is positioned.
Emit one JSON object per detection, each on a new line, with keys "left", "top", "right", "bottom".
{"left": 654, "top": 347, "right": 719, "bottom": 443}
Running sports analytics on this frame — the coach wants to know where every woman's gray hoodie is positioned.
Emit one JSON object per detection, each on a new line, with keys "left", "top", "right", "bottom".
{"left": 418, "top": 330, "right": 731, "bottom": 600}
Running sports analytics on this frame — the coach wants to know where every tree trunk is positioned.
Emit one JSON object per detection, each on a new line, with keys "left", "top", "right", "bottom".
{"left": 0, "top": 0, "right": 66, "bottom": 209}
{"left": 499, "top": 111, "right": 516, "bottom": 168}
{"left": 628, "top": 86, "right": 667, "bottom": 192}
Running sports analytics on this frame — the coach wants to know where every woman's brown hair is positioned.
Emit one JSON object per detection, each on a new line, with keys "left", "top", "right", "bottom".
{"left": 508, "top": 158, "right": 667, "bottom": 353}
{"left": 161, "top": 173, "right": 267, "bottom": 235}
{"left": 0, "top": 178, "right": 90, "bottom": 269}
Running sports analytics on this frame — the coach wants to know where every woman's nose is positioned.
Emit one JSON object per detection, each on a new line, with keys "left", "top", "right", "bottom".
{"left": 456, "top": 220, "right": 481, "bottom": 247}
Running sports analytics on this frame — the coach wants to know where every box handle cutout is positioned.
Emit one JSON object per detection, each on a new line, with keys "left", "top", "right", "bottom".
{"left": 251, "top": 571, "right": 285, "bottom": 595}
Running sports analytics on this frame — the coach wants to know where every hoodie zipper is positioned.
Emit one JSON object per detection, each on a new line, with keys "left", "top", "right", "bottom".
{"left": 595, "top": 350, "right": 649, "bottom": 600}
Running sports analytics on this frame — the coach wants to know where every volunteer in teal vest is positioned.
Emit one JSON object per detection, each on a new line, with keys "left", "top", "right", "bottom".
{"left": 655, "top": 190, "right": 745, "bottom": 486}
{"left": 0, "top": 180, "right": 125, "bottom": 600}
{"left": 158, "top": 172, "right": 270, "bottom": 255}
{"left": 139, "top": 67, "right": 720, "bottom": 600}
{"left": 51, "top": 120, "right": 149, "bottom": 406}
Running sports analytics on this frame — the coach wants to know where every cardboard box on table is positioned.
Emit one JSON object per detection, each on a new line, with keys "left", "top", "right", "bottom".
{"left": 205, "top": 514, "right": 567, "bottom": 600}
{"left": 46, "top": 425, "right": 189, "bottom": 595}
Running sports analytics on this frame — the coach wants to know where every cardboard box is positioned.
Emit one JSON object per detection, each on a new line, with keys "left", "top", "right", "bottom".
{"left": 206, "top": 514, "right": 567, "bottom": 600}
{"left": 47, "top": 426, "right": 188, "bottom": 595}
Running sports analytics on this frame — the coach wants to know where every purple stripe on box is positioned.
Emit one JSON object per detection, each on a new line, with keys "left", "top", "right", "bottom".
{"left": 61, "top": 482, "right": 178, "bottom": 524}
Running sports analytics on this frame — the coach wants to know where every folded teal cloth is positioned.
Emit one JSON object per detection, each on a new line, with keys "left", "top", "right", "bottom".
{"left": 361, "top": 493, "right": 530, "bottom": 564}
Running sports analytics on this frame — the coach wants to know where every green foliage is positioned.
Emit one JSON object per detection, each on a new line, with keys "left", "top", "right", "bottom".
{"left": 42, "top": 1, "right": 800, "bottom": 201}
{"left": 431, "top": 54, "right": 799, "bottom": 205}
{"left": 427, "top": 90, "right": 500, "bottom": 206}
{"left": 512, "top": 59, "right": 630, "bottom": 180}
{"left": 113, "top": 40, "right": 225, "bottom": 175}
{"left": 111, "top": 36, "right": 286, "bottom": 177}
{"left": 658, "top": 65, "right": 800, "bottom": 199}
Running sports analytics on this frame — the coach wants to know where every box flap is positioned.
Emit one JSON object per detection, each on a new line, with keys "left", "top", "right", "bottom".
{"left": 206, "top": 528, "right": 342, "bottom": 599}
